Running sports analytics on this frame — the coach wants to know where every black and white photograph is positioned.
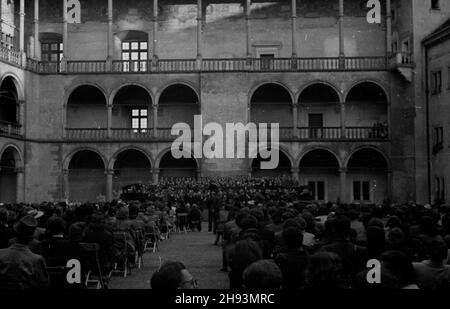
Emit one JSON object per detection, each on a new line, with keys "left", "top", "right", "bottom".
{"left": 0, "top": 0, "right": 450, "bottom": 299}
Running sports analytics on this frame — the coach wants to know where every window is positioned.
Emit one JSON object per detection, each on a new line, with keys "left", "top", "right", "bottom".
{"left": 308, "top": 114, "right": 324, "bottom": 138}
{"left": 353, "top": 180, "right": 371, "bottom": 202}
{"left": 435, "top": 177, "right": 445, "bottom": 202}
{"left": 131, "top": 109, "right": 148, "bottom": 133}
{"left": 431, "top": 0, "right": 440, "bottom": 10}
{"left": 260, "top": 54, "right": 275, "bottom": 70}
{"left": 0, "top": 34, "right": 15, "bottom": 50}
{"left": 41, "top": 42, "right": 63, "bottom": 62}
{"left": 433, "top": 126, "right": 444, "bottom": 154}
{"left": 432, "top": 71, "right": 442, "bottom": 95}
{"left": 121, "top": 41, "right": 148, "bottom": 72}
{"left": 391, "top": 5, "right": 397, "bottom": 24}
{"left": 308, "top": 180, "right": 326, "bottom": 201}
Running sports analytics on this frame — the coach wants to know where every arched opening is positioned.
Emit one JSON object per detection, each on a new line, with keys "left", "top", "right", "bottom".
{"left": 299, "top": 149, "right": 340, "bottom": 202}
{"left": 250, "top": 83, "right": 293, "bottom": 132}
{"left": 298, "top": 83, "right": 341, "bottom": 139}
{"left": 0, "top": 77, "right": 20, "bottom": 131}
{"left": 159, "top": 151, "right": 198, "bottom": 180}
{"left": 0, "top": 147, "right": 20, "bottom": 203}
{"left": 68, "top": 150, "right": 106, "bottom": 202}
{"left": 114, "top": 30, "right": 149, "bottom": 72}
{"left": 113, "top": 149, "right": 152, "bottom": 192}
{"left": 67, "top": 85, "right": 107, "bottom": 129}
{"left": 251, "top": 150, "right": 292, "bottom": 178}
{"left": 345, "top": 82, "right": 388, "bottom": 139}
{"left": 347, "top": 148, "right": 389, "bottom": 204}
{"left": 112, "top": 85, "right": 153, "bottom": 134}
{"left": 158, "top": 84, "right": 199, "bottom": 134}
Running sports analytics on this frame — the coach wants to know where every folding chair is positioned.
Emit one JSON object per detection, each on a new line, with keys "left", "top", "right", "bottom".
{"left": 111, "top": 232, "right": 129, "bottom": 277}
{"left": 143, "top": 225, "right": 159, "bottom": 253}
{"left": 46, "top": 266, "right": 71, "bottom": 289}
{"left": 79, "top": 242, "right": 108, "bottom": 289}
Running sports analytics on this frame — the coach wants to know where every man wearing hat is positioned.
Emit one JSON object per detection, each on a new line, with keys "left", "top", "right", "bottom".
{"left": 0, "top": 215, "right": 49, "bottom": 289}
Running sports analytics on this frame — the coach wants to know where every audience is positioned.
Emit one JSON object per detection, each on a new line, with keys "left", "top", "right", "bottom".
{"left": 0, "top": 176, "right": 450, "bottom": 290}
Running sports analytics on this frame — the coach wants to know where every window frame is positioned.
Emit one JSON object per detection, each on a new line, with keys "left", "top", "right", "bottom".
{"left": 305, "top": 178, "right": 328, "bottom": 202}
{"left": 352, "top": 179, "right": 372, "bottom": 203}
{"left": 131, "top": 108, "right": 148, "bottom": 133}
{"left": 121, "top": 40, "right": 148, "bottom": 72}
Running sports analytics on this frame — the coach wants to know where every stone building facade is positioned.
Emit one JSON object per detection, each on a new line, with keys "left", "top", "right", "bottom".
{"left": 0, "top": 0, "right": 449, "bottom": 204}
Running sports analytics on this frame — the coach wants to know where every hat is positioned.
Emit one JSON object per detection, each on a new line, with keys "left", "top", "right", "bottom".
{"left": 14, "top": 215, "right": 38, "bottom": 238}
{"left": 27, "top": 209, "right": 44, "bottom": 219}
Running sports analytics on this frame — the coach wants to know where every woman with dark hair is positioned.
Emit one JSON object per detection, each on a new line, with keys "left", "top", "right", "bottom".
{"left": 305, "top": 252, "right": 344, "bottom": 289}
{"left": 228, "top": 239, "right": 263, "bottom": 289}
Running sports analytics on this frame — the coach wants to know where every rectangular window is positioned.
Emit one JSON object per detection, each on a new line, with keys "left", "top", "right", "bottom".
{"left": 308, "top": 114, "right": 324, "bottom": 139}
{"left": 41, "top": 42, "right": 63, "bottom": 62}
{"left": 121, "top": 41, "right": 148, "bottom": 72}
{"left": 259, "top": 54, "right": 275, "bottom": 70}
{"left": 432, "top": 71, "right": 442, "bottom": 95}
{"left": 308, "top": 180, "right": 326, "bottom": 201}
{"left": 434, "top": 127, "right": 444, "bottom": 145}
{"left": 431, "top": 0, "right": 440, "bottom": 10}
{"left": 131, "top": 109, "right": 148, "bottom": 133}
{"left": 353, "top": 180, "right": 371, "bottom": 202}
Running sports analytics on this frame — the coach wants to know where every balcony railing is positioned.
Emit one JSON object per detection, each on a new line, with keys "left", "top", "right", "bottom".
{"left": 345, "top": 126, "right": 389, "bottom": 139}
{"left": 389, "top": 52, "right": 414, "bottom": 69}
{"left": 298, "top": 127, "right": 343, "bottom": 139}
{"left": 0, "top": 122, "right": 22, "bottom": 137}
{"left": 0, "top": 47, "right": 22, "bottom": 66}
{"left": 67, "top": 61, "right": 107, "bottom": 73}
{"left": 65, "top": 126, "right": 388, "bottom": 141}
{"left": 0, "top": 55, "right": 403, "bottom": 74}
{"left": 65, "top": 128, "right": 108, "bottom": 140}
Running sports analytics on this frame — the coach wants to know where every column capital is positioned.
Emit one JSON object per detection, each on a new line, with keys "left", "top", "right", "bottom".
{"left": 339, "top": 167, "right": 348, "bottom": 173}
{"left": 152, "top": 168, "right": 160, "bottom": 174}
{"left": 105, "top": 169, "right": 115, "bottom": 176}
{"left": 291, "top": 167, "right": 300, "bottom": 173}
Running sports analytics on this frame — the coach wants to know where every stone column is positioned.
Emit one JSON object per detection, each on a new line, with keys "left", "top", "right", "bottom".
{"left": 152, "top": 168, "right": 160, "bottom": 184}
{"left": 62, "top": 0, "right": 68, "bottom": 70}
{"left": 19, "top": 0, "right": 25, "bottom": 52}
{"left": 245, "top": 0, "right": 251, "bottom": 58}
{"left": 291, "top": 0, "right": 297, "bottom": 58}
{"left": 107, "top": 0, "right": 113, "bottom": 70}
{"left": 338, "top": 0, "right": 345, "bottom": 68}
{"left": 386, "top": 0, "right": 392, "bottom": 56}
{"left": 107, "top": 104, "right": 112, "bottom": 138}
{"left": 63, "top": 169, "right": 69, "bottom": 201}
{"left": 152, "top": 0, "right": 158, "bottom": 63}
{"left": 291, "top": 167, "right": 299, "bottom": 183}
{"left": 105, "top": 169, "right": 114, "bottom": 202}
{"left": 153, "top": 104, "right": 158, "bottom": 138}
{"left": 196, "top": 0, "right": 202, "bottom": 70}
{"left": 387, "top": 170, "right": 393, "bottom": 201}
{"left": 293, "top": 103, "right": 298, "bottom": 137}
{"left": 340, "top": 99, "right": 346, "bottom": 138}
{"left": 339, "top": 167, "right": 347, "bottom": 204}
{"left": 18, "top": 100, "right": 25, "bottom": 135}
{"left": 34, "top": 0, "right": 40, "bottom": 60}
{"left": 15, "top": 167, "right": 25, "bottom": 203}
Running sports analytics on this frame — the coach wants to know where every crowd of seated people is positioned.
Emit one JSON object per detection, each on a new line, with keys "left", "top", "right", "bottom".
{"left": 1, "top": 176, "right": 450, "bottom": 289}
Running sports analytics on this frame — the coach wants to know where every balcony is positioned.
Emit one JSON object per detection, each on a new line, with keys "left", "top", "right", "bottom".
{"left": 0, "top": 122, "right": 22, "bottom": 138}
{"left": 64, "top": 126, "right": 388, "bottom": 142}
{"left": 0, "top": 53, "right": 399, "bottom": 74}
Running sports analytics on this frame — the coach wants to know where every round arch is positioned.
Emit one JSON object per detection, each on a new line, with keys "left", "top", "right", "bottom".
{"left": 0, "top": 144, "right": 23, "bottom": 168}
{"left": 157, "top": 148, "right": 199, "bottom": 179}
{"left": 0, "top": 73, "right": 25, "bottom": 101}
{"left": 343, "top": 79, "right": 389, "bottom": 103}
{"left": 156, "top": 80, "right": 200, "bottom": 105}
{"left": 64, "top": 82, "right": 108, "bottom": 106}
{"left": 155, "top": 146, "right": 200, "bottom": 170}
{"left": 248, "top": 81, "right": 294, "bottom": 107}
{"left": 109, "top": 146, "right": 154, "bottom": 170}
{"left": 63, "top": 148, "right": 107, "bottom": 171}
{"left": 344, "top": 146, "right": 391, "bottom": 171}
{"left": 109, "top": 83, "right": 154, "bottom": 105}
{"left": 250, "top": 147, "right": 294, "bottom": 178}
{"left": 248, "top": 144, "right": 295, "bottom": 169}
{"left": 296, "top": 147, "right": 342, "bottom": 169}
{"left": 296, "top": 80, "right": 342, "bottom": 103}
